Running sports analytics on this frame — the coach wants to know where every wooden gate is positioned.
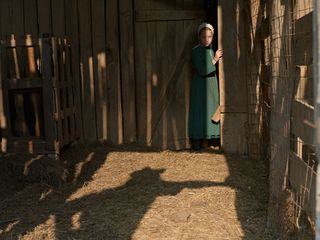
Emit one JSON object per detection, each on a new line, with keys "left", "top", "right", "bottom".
{"left": 132, "top": 0, "right": 205, "bottom": 149}
{"left": 0, "top": 34, "right": 78, "bottom": 155}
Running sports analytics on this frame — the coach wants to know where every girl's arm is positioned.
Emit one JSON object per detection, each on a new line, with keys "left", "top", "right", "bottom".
{"left": 212, "top": 49, "right": 223, "bottom": 65}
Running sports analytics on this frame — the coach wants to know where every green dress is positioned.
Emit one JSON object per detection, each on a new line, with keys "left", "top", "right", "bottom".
{"left": 188, "top": 44, "right": 220, "bottom": 140}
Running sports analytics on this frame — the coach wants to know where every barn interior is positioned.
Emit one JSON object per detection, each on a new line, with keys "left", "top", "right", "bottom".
{"left": 0, "top": 0, "right": 318, "bottom": 239}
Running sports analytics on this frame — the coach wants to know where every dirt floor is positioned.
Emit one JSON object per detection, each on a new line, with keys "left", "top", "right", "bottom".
{"left": 0, "top": 143, "right": 277, "bottom": 239}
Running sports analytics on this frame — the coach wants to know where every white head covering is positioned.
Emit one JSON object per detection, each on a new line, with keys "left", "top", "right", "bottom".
{"left": 197, "top": 23, "right": 214, "bottom": 37}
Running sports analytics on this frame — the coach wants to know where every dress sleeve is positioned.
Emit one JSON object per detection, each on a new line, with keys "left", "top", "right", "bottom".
{"left": 192, "top": 48, "right": 216, "bottom": 76}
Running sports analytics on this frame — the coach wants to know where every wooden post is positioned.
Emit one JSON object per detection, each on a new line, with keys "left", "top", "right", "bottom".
{"left": 268, "top": 0, "right": 294, "bottom": 230}
{"left": 313, "top": 0, "right": 320, "bottom": 238}
{"left": 218, "top": 0, "right": 248, "bottom": 154}
{"left": 40, "top": 36, "right": 56, "bottom": 153}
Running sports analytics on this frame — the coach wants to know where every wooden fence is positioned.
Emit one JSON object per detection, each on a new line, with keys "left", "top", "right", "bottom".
{"left": 0, "top": 0, "right": 123, "bottom": 145}
{"left": 0, "top": 34, "right": 78, "bottom": 155}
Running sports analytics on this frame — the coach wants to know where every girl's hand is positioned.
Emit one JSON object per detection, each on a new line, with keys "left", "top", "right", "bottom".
{"left": 214, "top": 49, "right": 223, "bottom": 61}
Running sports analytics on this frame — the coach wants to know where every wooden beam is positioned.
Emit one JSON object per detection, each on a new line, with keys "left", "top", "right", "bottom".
{"left": 135, "top": 10, "right": 206, "bottom": 22}
{"left": 3, "top": 77, "right": 43, "bottom": 89}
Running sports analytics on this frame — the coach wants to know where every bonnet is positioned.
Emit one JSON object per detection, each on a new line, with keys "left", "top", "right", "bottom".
{"left": 197, "top": 23, "right": 214, "bottom": 36}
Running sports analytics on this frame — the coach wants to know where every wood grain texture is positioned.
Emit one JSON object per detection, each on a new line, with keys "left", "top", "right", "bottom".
{"left": 65, "top": 0, "right": 83, "bottom": 140}
{"left": 119, "top": 0, "right": 136, "bottom": 143}
{"left": 106, "top": 0, "right": 123, "bottom": 144}
{"left": 91, "top": 0, "right": 106, "bottom": 140}
{"left": 78, "top": 0, "right": 97, "bottom": 140}
{"left": 37, "top": 0, "right": 52, "bottom": 34}
{"left": 51, "top": 0, "right": 65, "bottom": 36}
{"left": 24, "top": 0, "right": 38, "bottom": 36}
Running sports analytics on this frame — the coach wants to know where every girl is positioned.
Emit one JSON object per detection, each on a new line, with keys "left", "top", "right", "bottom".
{"left": 188, "top": 23, "right": 223, "bottom": 151}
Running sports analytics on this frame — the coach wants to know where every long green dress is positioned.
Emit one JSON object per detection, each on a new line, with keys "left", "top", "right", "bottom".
{"left": 188, "top": 44, "right": 220, "bottom": 140}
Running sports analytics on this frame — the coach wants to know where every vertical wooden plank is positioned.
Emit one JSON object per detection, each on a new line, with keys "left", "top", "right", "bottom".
{"left": 149, "top": 15, "right": 160, "bottom": 147}
{"left": 51, "top": 0, "right": 65, "bottom": 36}
{"left": 37, "top": 0, "right": 52, "bottom": 35}
{"left": 151, "top": 0, "right": 168, "bottom": 149}
{"left": 146, "top": 22, "right": 153, "bottom": 146}
{"left": 24, "top": 35, "right": 42, "bottom": 137}
{"left": 156, "top": 21, "right": 168, "bottom": 149}
{"left": 40, "top": 37, "right": 56, "bottom": 152}
{"left": 168, "top": 1, "right": 182, "bottom": 149}
{"left": 178, "top": 0, "right": 189, "bottom": 149}
{"left": 24, "top": 0, "right": 38, "bottom": 36}
{"left": 11, "top": 0, "right": 25, "bottom": 36}
{"left": 50, "top": 37, "right": 62, "bottom": 146}
{"left": 0, "top": 44, "right": 8, "bottom": 152}
{"left": 78, "top": 0, "right": 97, "bottom": 140}
{"left": 134, "top": 0, "right": 150, "bottom": 145}
{"left": 119, "top": 0, "right": 136, "bottom": 143}
{"left": 58, "top": 38, "right": 69, "bottom": 144}
{"left": 65, "top": 0, "right": 83, "bottom": 140}
{"left": 12, "top": 0, "right": 25, "bottom": 77}
{"left": 106, "top": 0, "right": 123, "bottom": 144}
{"left": 64, "top": 38, "right": 75, "bottom": 140}
{"left": 0, "top": 1, "right": 12, "bottom": 39}
{"left": 91, "top": 0, "right": 106, "bottom": 140}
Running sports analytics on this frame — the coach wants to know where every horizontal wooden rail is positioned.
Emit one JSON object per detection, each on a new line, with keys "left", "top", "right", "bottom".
{"left": 135, "top": 10, "right": 205, "bottom": 22}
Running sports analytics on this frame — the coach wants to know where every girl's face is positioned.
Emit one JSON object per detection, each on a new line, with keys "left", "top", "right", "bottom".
{"left": 199, "top": 28, "right": 213, "bottom": 47}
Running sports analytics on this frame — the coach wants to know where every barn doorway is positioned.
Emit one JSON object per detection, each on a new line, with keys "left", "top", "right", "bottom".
{"left": 119, "top": 0, "right": 220, "bottom": 150}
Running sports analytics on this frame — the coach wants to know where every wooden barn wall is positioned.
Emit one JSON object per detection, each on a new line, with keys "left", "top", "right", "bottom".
{"left": 0, "top": 0, "right": 123, "bottom": 144}
{"left": 0, "top": 0, "right": 208, "bottom": 149}
{"left": 218, "top": 1, "right": 248, "bottom": 154}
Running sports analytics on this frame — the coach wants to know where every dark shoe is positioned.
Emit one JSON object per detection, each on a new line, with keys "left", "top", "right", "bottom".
{"left": 208, "top": 138, "right": 220, "bottom": 147}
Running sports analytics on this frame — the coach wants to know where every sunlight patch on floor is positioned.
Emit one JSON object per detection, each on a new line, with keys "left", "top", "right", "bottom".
{"left": 66, "top": 151, "right": 230, "bottom": 202}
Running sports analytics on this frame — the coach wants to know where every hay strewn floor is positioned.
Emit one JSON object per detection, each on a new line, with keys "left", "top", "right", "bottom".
{"left": 0, "top": 144, "right": 275, "bottom": 239}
